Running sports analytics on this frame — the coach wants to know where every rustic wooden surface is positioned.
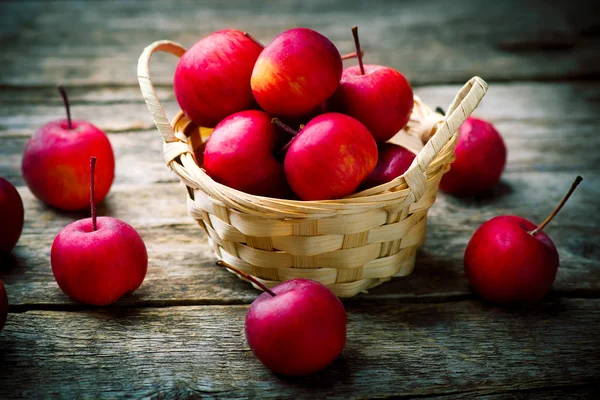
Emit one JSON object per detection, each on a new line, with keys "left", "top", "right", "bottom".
{"left": 1, "top": 0, "right": 599, "bottom": 398}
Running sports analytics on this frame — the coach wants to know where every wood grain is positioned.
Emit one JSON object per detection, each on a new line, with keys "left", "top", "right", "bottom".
{"left": 0, "top": 299, "right": 599, "bottom": 398}
{"left": 1, "top": 81, "right": 598, "bottom": 306}
{"left": 1, "top": 82, "right": 599, "bottom": 187}
{"left": 3, "top": 82, "right": 599, "bottom": 136}
{"left": 1, "top": 2, "right": 599, "bottom": 398}
{"left": 0, "top": 0, "right": 599, "bottom": 86}
{"left": 1, "top": 168, "right": 598, "bottom": 307}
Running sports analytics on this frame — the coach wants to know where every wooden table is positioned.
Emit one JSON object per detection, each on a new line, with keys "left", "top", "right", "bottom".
{"left": 1, "top": 0, "right": 599, "bottom": 398}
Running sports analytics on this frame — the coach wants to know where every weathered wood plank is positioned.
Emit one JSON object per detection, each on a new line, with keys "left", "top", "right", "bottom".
{"left": 1, "top": 169, "right": 598, "bottom": 307}
{"left": 0, "top": 299, "right": 599, "bottom": 398}
{"left": 1, "top": 82, "right": 599, "bottom": 188}
{"left": 1, "top": 122, "right": 597, "bottom": 188}
{"left": 425, "top": 386, "right": 600, "bottom": 399}
{"left": 2, "top": 82, "right": 599, "bottom": 136}
{"left": 0, "top": 131, "right": 176, "bottom": 187}
{"left": 0, "top": 0, "right": 599, "bottom": 86}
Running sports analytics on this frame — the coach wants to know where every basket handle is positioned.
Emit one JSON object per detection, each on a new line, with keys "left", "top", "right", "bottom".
{"left": 403, "top": 76, "right": 488, "bottom": 200}
{"left": 137, "top": 40, "right": 187, "bottom": 143}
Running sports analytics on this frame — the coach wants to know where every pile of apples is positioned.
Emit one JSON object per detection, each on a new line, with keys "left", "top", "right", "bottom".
{"left": 174, "top": 27, "right": 416, "bottom": 200}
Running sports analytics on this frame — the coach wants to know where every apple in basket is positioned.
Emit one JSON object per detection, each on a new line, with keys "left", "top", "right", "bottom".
{"left": 361, "top": 143, "right": 416, "bottom": 190}
{"left": 218, "top": 262, "right": 346, "bottom": 376}
{"left": 440, "top": 116, "right": 507, "bottom": 196}
{"left": 328, "top": 26, "right": 414, "bottom": 143}
{"left": 174, "top": 29, "right": 264, "bottom": 128}
{"left": 280, "top": 113, "right": 378, "bottom": 200}
{"left": 51, "top": 157, "right": 148, "bottom": 306}
{"left": 464, "top": 176, "right": 582, "bottom": 304}
{"left": 21, "top": 86, "right": 115, "bottom": 211}
{"left": 251, "top": 28, "right": 343, "bottom": 118}
{"left": 203, "top": 110, "right": 292, "bottom": 198}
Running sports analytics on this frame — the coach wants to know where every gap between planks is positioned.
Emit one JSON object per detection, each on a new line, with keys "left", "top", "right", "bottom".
{"left": 7, "top": 289, "right": 600, "bottom": 314}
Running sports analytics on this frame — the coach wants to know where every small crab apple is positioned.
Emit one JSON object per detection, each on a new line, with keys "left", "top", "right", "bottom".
{"left": 0, "top": 177, "right": 24, "bottom": 253}
{"left": 22, "top": 86, "right": 114, "bottom": 211}
{"left": 51, "top": 157, "right": 148, "bottom": 306}
{"left": 464, "top": 176, "right": 583, "bottom": 304}
{"left": 440, "top": 116, "right": 507, "bottom": 196}
{"left": 218, "top": 262, "right": 347, "bottom": 376}
{"left": 328, "top": 26, "right": 414, "bottom": 143}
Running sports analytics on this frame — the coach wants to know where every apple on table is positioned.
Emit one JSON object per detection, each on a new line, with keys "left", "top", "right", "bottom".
{"left": 464, "top": 176, "right": 583, "bottom": 304}
{"left": 21, "top": 86, "right": 114, "bottom": 211}
{"left": 0, "top": 177, "right": 24, "bottom": 254}
{"left": 0, "top": 279, "right": 7, "bottom": 333}
{"left": 217, "top": 262, "right": 346, "bottom": 376}
{"left": 440, "top": 116, "right": 507, "bottom": 196}
{"left": 51, "top": 157, "right": 148, "bottom": 306}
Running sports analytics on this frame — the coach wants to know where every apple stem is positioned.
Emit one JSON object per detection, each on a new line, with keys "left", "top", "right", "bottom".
{"left": 58, "top": 85, "right": 73, "bottom": 130}
{"left": 90, "top": 157, "right": 97, "bottom": 231}
{"left": 216, "top": 261, "right": 276, "bottom": 297}
{"left": 272, "top": 119, "right": 299, "bottom": 156}
{"left": 243, "top": 32, "right": 265, "bottom": 48}
{"left": 351, "top": 26, "right": 365, "bottom": 75}
{"left": 341, "top": 50, "right": 364, "bottom": 60}
{"left": 271, "top": 118, "right": 298, "bottom": 137}
{"left": 529, "top": 176, "right": 583, "bottom": 236}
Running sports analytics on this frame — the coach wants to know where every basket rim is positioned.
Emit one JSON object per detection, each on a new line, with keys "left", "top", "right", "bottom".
{"left": 165, "top": 96, "right": 453, "bottom": 219}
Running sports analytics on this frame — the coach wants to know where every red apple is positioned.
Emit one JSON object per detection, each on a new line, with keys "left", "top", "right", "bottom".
{"left": 283, "top": 112, "right": 378, "bottom": 200}
{"left": 51, "top": 158, "right": 147, "bottom": 306}
{"left": 361, "top": 143, "right": 416, "bottom": 189}
{"left": 217, "top": 262, "right": 346, "bottom": 376}
{"left": 440, "top": 116, "right": 507, "bottom": 196}
{"left": 246, "top": 279, "right": 346, "bottom": 376}
{"left": 327, "top": 26, "right": 413, "bottom": 143}
{"left": 174, "top": 29, "right": 263, "bottom": 128}
{"left": 464, "top": 176, "right": 582, "bottom": 304}
{"left": 22, "top": 86, "right": 114, "bottom": 211}
{"left": 0, "top": 279, "right": 7, "bottom": 332}
{"left": 203, "top": 110, "right": 291, "bottom": 198}
{"left": 251, "top": 28, "right": 342, "bottom": 118}
{"left": 0, "top": 177, "right": 24, "bottom": 253}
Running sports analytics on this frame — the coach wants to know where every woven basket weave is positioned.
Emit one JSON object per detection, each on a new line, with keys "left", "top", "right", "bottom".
{"left": 137, "top": 40, "right": 488, "bottom": 297}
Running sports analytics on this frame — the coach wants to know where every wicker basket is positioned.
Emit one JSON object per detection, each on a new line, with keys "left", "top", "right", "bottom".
{"left": 137, "top": 40, "right": 488, "bottom": 297}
